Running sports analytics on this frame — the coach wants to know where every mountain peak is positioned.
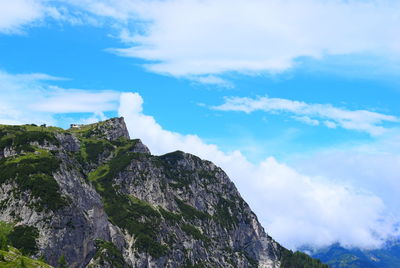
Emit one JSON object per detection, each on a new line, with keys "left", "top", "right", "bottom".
{"left": 0, "top": 119, "right": 327, "bottom": 268}
{"left": 69, "top": 117, "right": 130, "bottom": 141}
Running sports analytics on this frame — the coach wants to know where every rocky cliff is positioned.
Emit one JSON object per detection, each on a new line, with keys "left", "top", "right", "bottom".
{"left": 0, "top": 117, "right": 328, "bottom": 268}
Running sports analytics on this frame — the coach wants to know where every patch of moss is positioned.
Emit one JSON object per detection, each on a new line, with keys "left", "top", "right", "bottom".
{"left": 80, "top": 139, "right": 114, "bottom": 163}
{"left": 159, "top": 151, "right": 186, "bottom": 163}
{"left": 134, "top": 234, "right": 168, "bottom": 258}
{"left": 158, "top": 207, "right": 182, "bottom": 223}
{"left": 89, "top": 239, "right": 130, "bottom": 268}
{"left": 156, "top": 152, "right": 195, "bottom": 188}
{"left": 213, "top": 197, "right": 239, "bottom": 229}
{"left": 110, "top": 137, "right": 133, "bottom": 147}
{"left": 0, "top": 151, "right": 66, "bottom": 212}
{"left": 175, "top": 199, "right": 210, "bottom": 221}
{"left": 198, "top": 170, "right": 218, "bottom": 184}
{"left": 181, "top": 224, "right": 209, "bottom": 242}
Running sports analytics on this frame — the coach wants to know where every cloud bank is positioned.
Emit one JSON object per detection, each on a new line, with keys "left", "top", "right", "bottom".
{"left": 82, "top": 0, "right": 400, "bottom": 80}
{"left": 213, "top": 95, "right": 399, "bottom": 136}
{"left": 2, "top": 0, "right": 400, "bottom": 82}
{"left": 119, "top": 92, "right": 399, "bottom": 250}
{"left": 0, "top": 70, "right": 120, "bottom": 125}
{"left": 291, "top": 138, "right": 400, "bottom": 218}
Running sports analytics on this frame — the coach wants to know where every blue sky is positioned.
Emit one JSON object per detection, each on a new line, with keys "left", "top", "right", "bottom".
{"left": 1, "top": 0, "right": 400, "bottom": 250}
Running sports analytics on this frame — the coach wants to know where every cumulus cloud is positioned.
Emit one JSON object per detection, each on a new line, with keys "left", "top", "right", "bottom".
{"left": 119, "top": 92, "right": 399, "bottom": 249}
{"left": 213, "top": 95, "right": 399, "bottom": 135}
{"left": 291, "top": 135, "right": 400, "bottom": 218}
{"left": 66, "top": 0, "right": 400, "bottom": 81}
{"left": 0, "top": 70, "right": 119, "bottom": 125}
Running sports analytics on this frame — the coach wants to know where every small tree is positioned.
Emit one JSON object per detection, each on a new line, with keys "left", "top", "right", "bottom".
{"left": 17, "top": 258, "right": 27, "bottom": 268}
{"left": 0, "top": 235, "right": 8, "bottom": 251}
{"left": 57, "top": 254, "right": 67, "bottom": 268}
{"left": 38, "top": 255, "right": 47, "bottom": 263}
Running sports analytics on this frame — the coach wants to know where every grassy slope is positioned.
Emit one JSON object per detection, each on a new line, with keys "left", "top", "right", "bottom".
{"left": 0, "top": 247, "right": 52, "bottom": 268}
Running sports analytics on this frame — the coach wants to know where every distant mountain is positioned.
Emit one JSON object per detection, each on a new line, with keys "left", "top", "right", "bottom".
{"left": 312, "top": 241, "right": 400, "bottom": 268}
{"left": 0, "top": 117, "right": 327, "bottom": 267}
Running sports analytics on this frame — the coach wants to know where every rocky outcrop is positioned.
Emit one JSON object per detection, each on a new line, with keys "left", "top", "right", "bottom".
{"left": 0, "top": 117, "right": 324, "bottom": 268}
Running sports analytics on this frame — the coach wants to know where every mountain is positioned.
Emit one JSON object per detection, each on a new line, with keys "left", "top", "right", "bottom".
{"left": 0, "top": 117, "right": 327, "bottom": 268}
{"left": 312, "top": 241, "right": 400, "bottom": 268}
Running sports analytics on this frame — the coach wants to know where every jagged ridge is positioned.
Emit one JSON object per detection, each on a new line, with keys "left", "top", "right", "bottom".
{"left": 0, "top": 118, "right": 328, "bottom": 268}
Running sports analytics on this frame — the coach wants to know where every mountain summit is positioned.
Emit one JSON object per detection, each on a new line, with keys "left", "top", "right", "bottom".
{"left": 0, "top": 117, "right": 327, "bottom": 267}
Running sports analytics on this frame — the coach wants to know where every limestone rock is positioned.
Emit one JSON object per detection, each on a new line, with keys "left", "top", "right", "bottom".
{"left": 0, "top": 117, "right": 322, "bottom": 268}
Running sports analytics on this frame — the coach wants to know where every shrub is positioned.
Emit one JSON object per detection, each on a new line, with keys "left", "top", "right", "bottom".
{"left": 7, "top": 225, "right": 39, "bottom": 256}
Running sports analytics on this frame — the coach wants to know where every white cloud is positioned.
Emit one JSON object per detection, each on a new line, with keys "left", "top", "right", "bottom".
{"left": 31, "top": 88, "right": 120, "bottom": 113}
{"left": 66, "top": 0, "right": 400, "bottom": 80}
{"left": 0, "top": 0, "right": 97, "bottom": 34}
{"left": 213, "top": 95, "right": 399, "bottom": 135}
{"left": 3, "top": 0, "right": 399, "bottom": 81}
{"left": 0, "top": 0, "right": 46, "bottom": 33}
{"left": 324, "top": 120, "right": 337, "bottom": 129}
{"left": 292, "top": 115, "right": 320, "bottom": 126}
{"left": 119, "top": 92, "right": 399, "bottom": 250}
{"left": 189, "top": 75, "right": 233, "bottom": 88}
{"left": 0, "top": 70, "right": 119, "bottom": 125}
{"left": 291, "top": 133, "right": 400, "bottom": 218}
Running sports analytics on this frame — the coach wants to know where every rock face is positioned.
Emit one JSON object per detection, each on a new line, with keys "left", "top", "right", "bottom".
{"left": 0, "top": 118, "right": 324, "bottom": 268}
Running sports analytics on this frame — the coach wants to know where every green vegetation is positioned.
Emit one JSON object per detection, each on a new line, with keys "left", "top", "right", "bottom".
{"left": 0, "top": 247, "right": 52, "bottom": 268}
{"left": 57, "top": 255, "right": 67, "bottom": 268}
{"left": 88, "top": 141, "right": 168, "bottom": 258}
{"left": 89, "top": 239, "right": 129, "bottom": 268}
{"left": 158, "top": 207, "right": 182, "bottom": 222}
{"left": 68, "top": 119, "right": 116, "bottom": 140}
{"left": 175, "top": 199, "right": 210, "bottom": 221}
{"left": 67, "top": 122, "right": 104, "bottom": 135}
{"left": 213, "top": 197, "right": 240, "bottom": 229}
{"left": 311, "top": 243, "right": 400, "bottom": 268}
{"left": 159, "top": 151, "right": 186, "bottom": 163}
{"left": 0, "top": 151, "right": 66, "bottom": 212}
{"left": 7, "top": 225, "right": 39, "bottom": 256}
{"left": 0, "top": 222, "right": 13, "bottom": 251}
{"left": 79, "top": 139, "right": 114, "bottom": 163}
{"left": 0, "top": 125, "right": 61, "bottom": 153}
{"left": 158, "top": 152, "right": 195, "bottom": 189}
{"left": 181, "top": 224, "right": 208, "bottom": 242}
{"left": 134, "top": 233, "right": 168, "bottom": 258}
{"left": 280, "top": 249, "right": 329, "bottom": 268}
{"left": 0, "top": 221, "right": 46, "bottom": 267}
